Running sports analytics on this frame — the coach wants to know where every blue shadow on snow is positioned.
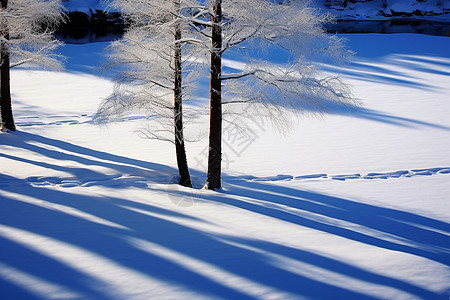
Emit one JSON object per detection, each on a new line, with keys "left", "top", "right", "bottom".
{"left": 1, "top": 131, "right": 449, "bottom": 299}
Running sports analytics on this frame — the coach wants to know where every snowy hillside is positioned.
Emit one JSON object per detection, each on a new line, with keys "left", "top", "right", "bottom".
{"left": 315, "top": 0, "right": 450, "bottom": 21}
{"left": 62, "top": 0, "right": 108, "bottom": 13}
{"left": 62, "top": 0, "right": 450, "bottom": 21}
{"left": 1, "top": 33, "right": 449, "bottom": 299}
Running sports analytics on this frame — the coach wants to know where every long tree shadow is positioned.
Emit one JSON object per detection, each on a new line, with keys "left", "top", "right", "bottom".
{"left": 158, "top": 177, "right": 450, "bottom": 267}
{"left": 156, "top": 179, "right": 449, "bottom": 299}
{"left": 319, "top": 50, "right": 450, "bottom": 94}
{"left": 0, "top": 131, "right": 178, "bottom": 187}
{"left": 0, "top": 174, "right": 395, "bottom": 299}
{"left": 1, "top": 175, "right": 250, "bottom": 299}
{"left": 320, "top": 59, "right": 436, "bottom": 91}
{"left": 1, "top": 177, "right": 447, "bottom": 299}
{"left": 217, "top": 179, "right": 450, "bottom": 266}
{"left": 218, "top": 53, "right": 450, "bottom": 130}
{"left": 1, "top": 132, "right": 448, "bottom": 299}
{"left": 2, "top": 173, "right": 446, "bottom": 299}
{"left": 288, "top": 97, "right": 450, "bottom": 130}
{"left": 0, "top": 178, "right": 446, "bottom": 299}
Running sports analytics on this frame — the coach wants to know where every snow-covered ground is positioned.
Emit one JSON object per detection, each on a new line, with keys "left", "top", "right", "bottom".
{"left": 1, "top": 33, "right": 449, "bottom": 299}
{"left": 62, "top": 0, "right": 108, "bottom": 13}
{"left": 314, "top": 0, "right": 450, "bottom": 21}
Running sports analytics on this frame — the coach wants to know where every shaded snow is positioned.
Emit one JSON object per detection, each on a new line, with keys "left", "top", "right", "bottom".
{"left": 1, "top": 34, "right": 449, "bottom": 299}
{"left": 313, "top": 0, "right": 450, "bottom": 21}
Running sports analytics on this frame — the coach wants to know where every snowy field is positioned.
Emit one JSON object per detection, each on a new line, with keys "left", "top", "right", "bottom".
{"left": 1, "top": 33, "right": 449, "bottom": 299}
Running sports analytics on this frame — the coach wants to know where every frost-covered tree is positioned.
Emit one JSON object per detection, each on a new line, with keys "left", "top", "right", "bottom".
{"left": 97, "top": 0, "right": 204, "bottom": 187}
{"left": 200, "top": 0, "right": 356, "bottom": 190}
{"left": 0, "top": 0, "right": 65, "bottom": 132}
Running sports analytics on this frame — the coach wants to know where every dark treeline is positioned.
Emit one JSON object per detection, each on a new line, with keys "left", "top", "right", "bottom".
{"left": 325, "top": 19, "right": 450, "bottom": 37}
{"left": 57, "top": 10, "right": 450, "bottom": 44}
{"left": 56, "top": 10, "right": 125, "bottom": 43}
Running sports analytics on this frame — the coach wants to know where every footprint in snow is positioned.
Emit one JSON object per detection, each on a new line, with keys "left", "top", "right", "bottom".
{"left": 249, "top": 167, "right": 450, "bottom": 182}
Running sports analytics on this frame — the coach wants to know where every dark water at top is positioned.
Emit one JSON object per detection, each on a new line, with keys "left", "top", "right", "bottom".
{"left": 326, "top": 19, "right": 450, "bottom": 37}
{"left": 56, "top": 19, "right": 450, "bottom": 44}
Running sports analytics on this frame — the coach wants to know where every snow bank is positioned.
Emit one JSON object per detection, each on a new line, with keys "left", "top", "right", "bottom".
{"left": 315, "top": 0, "right": 450, "bottom": 21}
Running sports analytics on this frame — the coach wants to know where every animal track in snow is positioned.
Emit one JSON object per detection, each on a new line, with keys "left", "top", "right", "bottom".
{"left": 25, "top": 174, "right": 150, "bottom": 189}
{"left": 4, "top": 167, "right": 448, "bottom": 189}
{"left": 15, "top": 115, "right": 153, "bottom": 128}
{"left": 247, "top": 167, "right": 450, "bottom": 182}
{"left": 15, "top": 114, "right": 93, "bottom": 127}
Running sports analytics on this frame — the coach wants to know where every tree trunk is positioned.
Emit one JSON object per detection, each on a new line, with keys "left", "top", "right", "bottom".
{"left": 205, "top": 0, "right": 222, "bottom": 190}
{"left": 0, "top": 0, "right": 15, "bottom": 132}
{"left": 173, "top": 0, "right": 192, "bottom": 187}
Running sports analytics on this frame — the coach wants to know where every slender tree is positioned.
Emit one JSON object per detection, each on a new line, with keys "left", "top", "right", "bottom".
{"left": 0, "top": 0, "right": 65, "bottom": 132}
{"left": 173, "top": 0, "right": 191, "bottom": 187}
{"left": 97, "top": 0, "right": 205, "bottom": 187}
{"left": 201, "top": 0, "right": 356, "bottom": 190}
{"left": 0, "top": 0, "right": 13, "bottom": 131}
{"left": 204, "top": 0, "right": 222, "bottom": 190}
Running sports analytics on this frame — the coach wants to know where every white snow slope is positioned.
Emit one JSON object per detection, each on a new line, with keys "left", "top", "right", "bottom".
{"left": 1, "top": 33, "right": 449, "bottom": 299}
